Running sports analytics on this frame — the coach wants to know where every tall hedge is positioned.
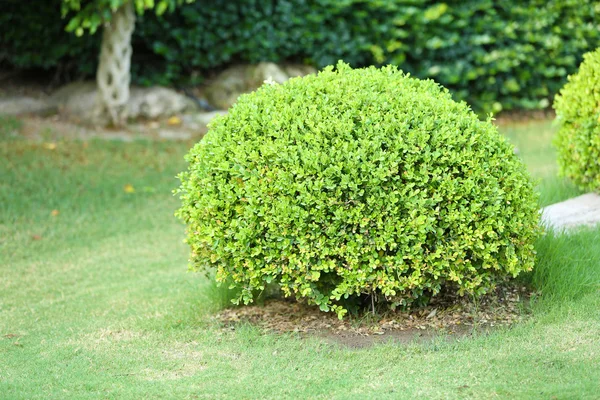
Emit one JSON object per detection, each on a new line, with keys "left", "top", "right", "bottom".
{"left": 1, "top": 0, "right": 598, "bottom": 113}
{"left": 375, "top": 0, "right": 600, "bottom": 113}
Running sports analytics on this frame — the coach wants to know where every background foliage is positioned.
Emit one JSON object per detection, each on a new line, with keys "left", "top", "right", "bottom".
{"left": 1, "top": 0, "right": 598, "bottom": 112}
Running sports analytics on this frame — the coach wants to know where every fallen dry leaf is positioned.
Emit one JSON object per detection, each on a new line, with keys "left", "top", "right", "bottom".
{"left": 50, "top": 209, "right": 59, "bottom": 217}
{"left": 123, "top": 184, "right": 135, "bottom": 193}
{"left": 31, "top": 234, "right": 42, "bottom": 241}
{"left": 167, "top": 116, "right": 182, "bottom": 126}
{"left": 4, "top": 334, "right": 19, "bottom": 339}
{"left": 43, "top": 143, "right": 57, "bottom": 150}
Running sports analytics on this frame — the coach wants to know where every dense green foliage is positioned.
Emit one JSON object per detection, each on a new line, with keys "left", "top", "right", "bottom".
{"left": 553, "top": 48, "right": 600, "bottom": 191}
{"left": 0, "top": 1, "right": 98, "bottom": 75}
{"left": 1, "top": 1, "right": 598, "bottom": 112}
{"left": 375, "top": 0, "right": 600, "bottom": 113}
{"left": 133, "top": 0, "right": 382, "bottom": 85}
{"left": 176, "top": 63, "right": 541, "bottom": 317}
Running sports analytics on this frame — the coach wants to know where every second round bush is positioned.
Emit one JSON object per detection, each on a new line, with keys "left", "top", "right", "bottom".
{"left": 176, "top": 62, "right": 541, "bottom": 317}
{"left": 554, "top": 48, "right": 600, "bottom": 191}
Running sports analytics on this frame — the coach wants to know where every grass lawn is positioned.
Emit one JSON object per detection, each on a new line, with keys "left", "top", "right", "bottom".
{"left": 1, "top": 117, "right": 599, "bottom": 399}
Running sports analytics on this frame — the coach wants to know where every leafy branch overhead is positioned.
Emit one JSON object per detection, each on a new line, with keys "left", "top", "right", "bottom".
{"left": 60, "top": 0, "right": 196, "bottom": 126}
{"left": 61, "top": 0, "right": 195, "bottom": 36}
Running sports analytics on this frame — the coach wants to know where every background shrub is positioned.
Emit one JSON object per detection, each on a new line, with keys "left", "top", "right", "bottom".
{"left": 553, "top": 48, "right": 600, "bottom": 191}
{"left": 1, "top": 1, "right": 598, "bottom": 113}
{"left": 373, "top": 0, "right": 600, "bottom": 113}
{"left": 176, "top": 63, "right": 541, "bottom": 317}
{"left": 0, "top": 1, "right": 99, "bottom": 79}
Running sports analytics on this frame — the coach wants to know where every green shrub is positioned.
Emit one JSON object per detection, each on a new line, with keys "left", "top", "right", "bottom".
{"left": 176, "top": 62, "right": 541, "bottom": 317}
{"left": 553, "top": 48, "right": 600, "bottom": 191}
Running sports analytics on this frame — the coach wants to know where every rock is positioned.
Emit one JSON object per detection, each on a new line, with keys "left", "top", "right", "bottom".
{"left": 181, "top": 110, "right": 227, "bottom": 131}
{"left": 251, "top": 62, "right": 289, "bottom": 85}
{"left": 193, "top": 110, "right": 228, "bottom": 127}
{"left": 157, "top": 129, "right": 192, "bottom": 140}
{"left": 128, "top": 87, "right": 196, "bottom": 119}
{"left": 282, "top": 64, "right": 318, "bottom": 78}
{"left": 204, "top": 63, "right": 317, "bottom": 110}
{"left": 541, "top": 193, "right": 600, "bottom": 232}
{"left": 48, "top": 81, "right": 98, "bottom": 121}
{"left": 0, "top": 96, "right": 56, "bottom": 116}
{"left": 203, "top": 66, "right": 248, "bottom": 110}
{"left": 48, "top": 81, "right": 197, "bottom": 122}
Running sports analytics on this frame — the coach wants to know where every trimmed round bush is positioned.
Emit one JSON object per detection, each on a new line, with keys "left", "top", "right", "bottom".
{"left": 554, "top": 48, "right": 600, "bottom": 191}
{"left": 176, "top": 62, "right": 541, "bottom": 317}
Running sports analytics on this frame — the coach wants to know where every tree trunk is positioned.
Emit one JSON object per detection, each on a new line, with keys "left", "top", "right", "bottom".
{"left": 96, "top": 2, "right": 135, "bottom": 126}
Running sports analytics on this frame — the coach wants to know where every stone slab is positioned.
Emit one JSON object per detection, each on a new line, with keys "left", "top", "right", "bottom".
{"left": 0, "top": 96, "right": 56, "bottom": 116}
{"left": 541, "top": 193, "right": 600, "bottom": 232}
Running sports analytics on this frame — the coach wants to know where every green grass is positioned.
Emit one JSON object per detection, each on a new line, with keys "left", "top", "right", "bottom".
{"left": 1, "top": 118, "right": 599, "bottom": 399}
{"left": 501, "top": 119, "right": 583, "bottom": 206}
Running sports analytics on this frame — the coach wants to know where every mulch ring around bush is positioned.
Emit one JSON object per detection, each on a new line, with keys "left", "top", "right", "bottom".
{"left": 215, "top": 284, "right": 536, "bottom": 348}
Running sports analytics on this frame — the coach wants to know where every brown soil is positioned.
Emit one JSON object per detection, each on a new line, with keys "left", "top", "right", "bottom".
{"left": 216, "top": 284, "right": 534, "bottom": 348}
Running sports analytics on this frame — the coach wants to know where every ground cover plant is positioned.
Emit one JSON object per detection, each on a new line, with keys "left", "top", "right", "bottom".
{"left": 1, "top": 116, "right": 599, "bottom": 398}
{"left": 176, "top": 63, "right": 541, "bottom": 317}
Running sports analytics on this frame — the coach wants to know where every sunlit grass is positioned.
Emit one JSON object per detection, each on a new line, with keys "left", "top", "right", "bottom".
{"left": 498, "top": 119, "right": 582, "bottom": 206}
{"left": 532, "top": 228, "right": 600, "bottom": 303}
{"left": 1, "top": 118, "right": 599, "bottom": 399}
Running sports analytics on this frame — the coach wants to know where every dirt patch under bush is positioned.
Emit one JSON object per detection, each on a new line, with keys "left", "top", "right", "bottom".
{"left": 215, "top": 284, "right": 535, "bottom": 348}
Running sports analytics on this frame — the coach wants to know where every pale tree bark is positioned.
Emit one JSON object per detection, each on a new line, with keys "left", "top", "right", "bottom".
{"left": 96, "top": 2, "right": 135, "bottom": 126}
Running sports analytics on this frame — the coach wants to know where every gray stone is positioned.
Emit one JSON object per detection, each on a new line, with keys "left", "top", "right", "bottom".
{"left": 252, "top": 62, "right": 289, "bottom": 85}
{"left": 157, "top": 129, "right": 192, "bottom": 140}
{"left": 204, "top": 66, "right": 248, "bottom": 110}
{"left": 282, "top": 64, "right": 317, "bottom": 78}
{"left": 181, "top": 110, "right": 227, "bottom": 132}
{"left": 128, "top": 87, "right": 196, "bottom": 119}
{"left": 541, "top": 193, "right": 600, "bottom": 232}
{"left": 0, "top": 96, "right": 56, "bottom": 116}
{"left": 204, "top": 63, "right": 316, "bottom": 110}
{"left": 192, "top": 110, "right": 227, "bottom": 126}
{"left": 48, "top": 81, "right": 197, "bottom": 122}
{"left": 48, "top": 81, "right": 98, "bottom": 120}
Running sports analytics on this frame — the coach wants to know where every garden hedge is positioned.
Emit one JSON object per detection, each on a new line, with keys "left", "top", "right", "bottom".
{"left": 176, "top": 63, "right": 541, "bottom": 317}
{"left": 1, "top": 0, "right": 598, "bottom": 113}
